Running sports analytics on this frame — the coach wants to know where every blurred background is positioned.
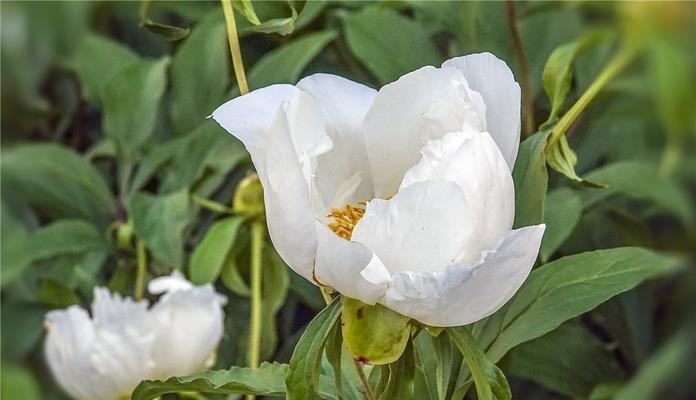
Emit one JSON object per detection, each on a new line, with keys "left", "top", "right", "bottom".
{"left": 1, "top": 1, "right": 695, "bottom": 399}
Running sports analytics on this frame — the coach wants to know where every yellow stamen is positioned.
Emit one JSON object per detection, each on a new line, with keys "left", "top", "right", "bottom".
{"left": 327, "top": 203, "right": 366, "bottom": 240}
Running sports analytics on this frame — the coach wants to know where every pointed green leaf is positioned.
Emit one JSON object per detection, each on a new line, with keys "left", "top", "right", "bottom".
{"left": 377, "top": 341, "right": 416, "bottom": 400}
{"left": 103, "top": 57, "right": 169, "bottom": 160}
{"left": 248, "top": 30, "right": 337, "bottom": 89}
{"left": 342, "top": 6, "right": 441, "bottom": 84}
{"left": 1, "top": 144, "right": 116, "bottom": 228}
{"left": 447, "top": 327, "right": 510, "bottom": 400}
{"left": 189, "top": 216, "right": 244, "bottom": 284}
{"left": 130, "top": 190, "right": 193, "bottom": 269}
{"left": 539, "top": 188, "right": 582, "bottom": 262}
{"left": 170, "top": 11, "right": 229, "bottom": 134}
{"left": 70, "top": 34, "right": 140, "bottom": 105}
{"left": 512, "top": 130, "right": 551, "bottom": 228}
{"left": 286, "top": 297, "right": 341, "bottom": 400}
{"left": 131, "top": 362, "right": 288, "bottom": 399}
{"left": 474, "top": 247, "right": 682, "bottom": 363}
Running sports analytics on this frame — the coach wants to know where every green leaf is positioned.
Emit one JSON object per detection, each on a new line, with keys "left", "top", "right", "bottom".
{"left": 131, "top": 362, "right": 288, "bottom": 399}
{"left": 1, "top": 219, "right": 111, "bottom": 287}
{"left": 539, "top": 188, "right": 582, "bottom": 262}
{"left": 1, "top": 144, "right": 116, "bottom": 227}
{"left": 38, "top": 278, "right": 80, "bottom": 308}
{"left": 582, "top": 161, "right": 694, "bottom": 226}
{"left": 246, "top": 5, "right": 298, "bottom": 36}
{"left": 1, "top": 364, "right": 40, "bottom": 400}
{"left": 233, "top": 0, "right": 261, "bottom": 25}
{"left": 248, "top": 30, "right": 337, "bottom": 89}
{"left": 130, "top": 190, "right": 193, "bottom": 269}
{"left": 546, "top": 134, "right": 607, "bottom": 188}
{"left": 69, "top": 34, "right": 140, "bottom": 105}
{"left": 103, "top": 57, "right": 169, "bottom": 160}
{"left": 508, "top": 321, "right": 624, "bottom": 398}
{"left": 542, "top": 30, "right": 610, "bottom": 122}
{"left": 325, "top": 319, "right": 345, "bottom": 399}
{"left": 139, "top": 0, "right": 190, "bottom": 41}
{"left": 1, "top": 303, "right": 47, "bottom": 362}
{"left": 512, "top": 130, "right": 550, "bottom": 228}
{"left": 414, "top": 331, "right": 462, "bottom": 400}
{"left": 447, "top": 327, "right": 511, "bottom": 400}
{"left": 377, "top": 341, "right": 416, "bottom": 400}
{"left": 474, "top": 247, "right": 682, "bottom": 363}
{"left": 170, "top": 11, "right": 229, "bottom": 134}
{"left": 259, "top": 247, "right": 290, "bottom": 361}
{"left": 342, "top": 6, "right": 441, "bottom": 84}
{"left": 189, "top": 216, "right": 244, "bottom": 285}
{"left": 341, "top": 296, "right": 411, "bottom": 365}
{"left": 286, "top": 297, "right": 341, "bottom": 400}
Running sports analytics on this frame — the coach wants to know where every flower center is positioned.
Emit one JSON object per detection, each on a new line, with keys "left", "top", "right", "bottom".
{"left": 327, "top": 203, "right": 366, "bottom": 240}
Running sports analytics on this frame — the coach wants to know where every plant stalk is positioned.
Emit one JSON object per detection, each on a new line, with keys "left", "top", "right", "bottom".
{"left": 549, "top": 45, "right": 636, "bottom": 146}
{"left": 221, "top": 0, "right": 250, "bottom": 95}
{"left": 506, "top": 0, "right": 535, "bottom": 138}
{"left": 134, "top": 241, "right": 147, "bottom": 301}
{"left": 247, "top": 221, "right": 264, "bottom": 400}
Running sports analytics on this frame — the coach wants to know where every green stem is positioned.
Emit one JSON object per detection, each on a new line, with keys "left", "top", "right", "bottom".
{"left": 353, "top": 359, "right": 375, "bottom": 400}
{"left": 221, "top": 0, "right": 250, "bottom": 95}
{"left": 246, "top": 221, "right": 264, "bottom": 400}
{"left": 506, "top": 0, "right": 535, "bottom": 138}
{"left": 549, "top": 45, "right": 636, "bottom": 147}
{"left": 135, "top": 241, "right": 147, "bottom": 301}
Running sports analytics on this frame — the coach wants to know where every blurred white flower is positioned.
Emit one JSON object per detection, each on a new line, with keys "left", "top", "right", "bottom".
{"left": 213, "top": 53, "right": 545, "bottom": 327}
{"left": 44, "top": 272, "right": 227, "bottom": 400}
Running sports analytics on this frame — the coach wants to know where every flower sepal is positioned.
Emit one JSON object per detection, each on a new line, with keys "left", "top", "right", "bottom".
{"left": 341, "top": 296, "right": 412, "bottom": 365}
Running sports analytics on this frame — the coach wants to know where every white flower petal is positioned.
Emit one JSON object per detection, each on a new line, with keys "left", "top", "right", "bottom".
{"left": 383, "top": 224, "right": 546, "bottom": 327}
{"left": 147, "top": 270, "right": 193, "bottom": 294}
{"left": 45, "top": 290, "right": 155, "bottom": 400}
{"left": 45, "top": 307, "right": 104, "bottom": 400}
{"left": 314, "top": 222, "right": 389, "bottom": 304}
{"left": 352, "top": 180, "right": 474, "bottom": 275}
{"left": 442, "top": 53, "right": 521, "bottom": 169}
{"left": 361, "top": 65, "right": 487, "bottom": 197}
{"left": 261, "top": 91, "right": 331, "bottom": 281}
{"left": 298, "top": 74, "right": 377, "bottom": 209}
{"left": 400, "top": 131, "right": 515, "bottom": 265}
{"left": 211, "top": 84, "right": 299, "bottom": 172}
{"left": 149, "top": 283, "right": 227, "bottom": 379}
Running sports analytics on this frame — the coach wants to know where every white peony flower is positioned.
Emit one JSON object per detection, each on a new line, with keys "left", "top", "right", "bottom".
{"left": 213, "top": 53, "right": 545, "bottom": 327}
{"left": 44, "top": 272, "right": 227, "bottom": 400}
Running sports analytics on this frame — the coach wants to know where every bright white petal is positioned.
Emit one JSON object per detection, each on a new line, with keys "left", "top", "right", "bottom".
{"left": 298, "top": 74, "right": 377, "bottom": 210}
{"left": 211, "top": 84, "right": 298, "bottom": 172}
{"left": 352, "top": 180, "right": 474, "bottom": 275}
{"left": 383, "top": 224, "right": 545, "bottom": 327}
{"left": 149, "top": 283, "right": 227, "bottom": 379}
{"left": 147, "top": 270, "right": 193, "bottom": 294}
{"left": 400, "top": 131, "right": 515, "bottom": 265}
{"left": 45, "top": 307, "right": 104, "bottom": 400}
{"left": 361, "top": 65, "right": 487, "bottom": 197}
{"left": 261, "top": 92, "right": 331, "bottom": 281}
{"left": 314, "top": 222, "right": 389, "bottom": 305}
{"left": 90, "top": 289, "right": 155, "bottom": 398}
{"left": 442, "top": 53, "right": 521, "bottom": 169}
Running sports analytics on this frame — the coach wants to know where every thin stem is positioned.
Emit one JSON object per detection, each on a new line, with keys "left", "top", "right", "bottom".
{"left": 353, "top": 359, "right": 375, "bottom": 400}
{"left": 506, "top": 0, "right": 535, "bottom": 138}
{"left": 246, "top": 221, "right": 264, "bottom": 400}
{"left": 134, "top": 241, "right": 147, "bottom": 301}
{"left": 320, "top": 294, "right": 374, "bottom": 400}
{"left": 221, "top": 0, "right": 250, "bottom": 95}
{"left": 549, "top": 45, "right": 636, "bottom": 146}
